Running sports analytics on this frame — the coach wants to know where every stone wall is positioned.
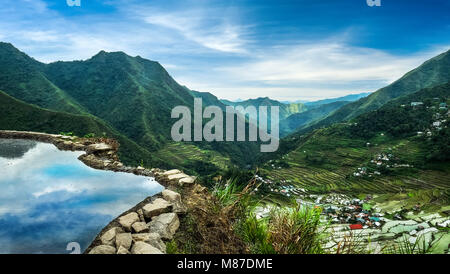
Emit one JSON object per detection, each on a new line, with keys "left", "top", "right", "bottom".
{"left": 0, "top": 130, "right": 198, "bottom": 254}
{"left": 85, "top": 169, "right": 196, "bottom": 254}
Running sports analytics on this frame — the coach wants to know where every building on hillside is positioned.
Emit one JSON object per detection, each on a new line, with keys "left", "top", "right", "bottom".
{"left": 433, "top": 121, "right": 442, "bottom": 127}
{"left": 411, "top": 102, "right": 424, "bottom": 107}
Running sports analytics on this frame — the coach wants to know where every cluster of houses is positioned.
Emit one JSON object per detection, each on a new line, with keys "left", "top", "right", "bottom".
{"left": 321, "top": 197, "right": 386, "bottom": 229}
{"left": 410, "top": 99, "right": 447, "bottom": 110}
{"left": 352, "top": 100, "right": 449, "bottom": 179}
{"left": 352, "top": 150, "right": 414, "bottom": 179}
{"left": 417, "top": 110, "right": 448, "bottom": 137}
{"left": 252, "top": 175, "right": 299, "bottom": 197}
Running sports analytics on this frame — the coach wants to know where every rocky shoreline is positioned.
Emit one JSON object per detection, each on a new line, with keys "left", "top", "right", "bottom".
{"left": 0, "top": 130, "right": 156, "bottom": 177}
{"left": 85, "top": 169, "right": 198, "bottom": 254}
{"left": 0, "top": 130, "right": 198, "bottom": 254}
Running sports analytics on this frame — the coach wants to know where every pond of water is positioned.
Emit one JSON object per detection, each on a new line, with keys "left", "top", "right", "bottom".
{"left": 0, "top": 138, "right": 164, "bottom": 254}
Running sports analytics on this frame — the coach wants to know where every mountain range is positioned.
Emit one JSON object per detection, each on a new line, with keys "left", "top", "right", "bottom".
{"left": 279, "top": 92, "right": 371, "bottom": 106}
{"left": 295, "top": 50, "right": 450, "bottom": 134}
{"left": 0, "top": 41, "right": 449, "bottom": 180}
{"left": 0, "top": 42, "right": 259, "bottom": 173}
{"left": 220, "top": 97, "right": 307, "bottom": 120}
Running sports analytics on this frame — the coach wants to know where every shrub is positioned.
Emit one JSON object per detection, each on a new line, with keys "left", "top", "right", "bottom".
{"left": 268, "top": 206, "right": 324, "bottom": 254}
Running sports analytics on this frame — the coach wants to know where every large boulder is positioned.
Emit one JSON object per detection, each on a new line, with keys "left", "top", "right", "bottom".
{"left": 132, "top": 222, "right": 149, "bottom": 233}
{"left": 87, "top": 143, "right": 113, "bottom": 154}
{"left": 89, "top": 245, "right": 116, "bottom": 254}
{"left": 142, "top": 198, "right": 172, "bottom": 219}
{"left": 162, "top": 189, "right": 181, "bottom": 203}
{"left": 163, "top": 169, "right": 182, "bottom": 176}
{"left": 137, "top": 209, "right": 146, "bottom": 222}
{"left": 131, "top": 242, "right": 164, "bottom": 254}
{"left": 162, "top": 189, "right": 186, "bottom": 213}
{"left": 117, "top": 246, "right": 130, "bottom": 255}
{"left": 118, "top": 212, "right": 140, "bottom": 231}
{"left": 115, "top": 233, "right": 132, "bottom": 250}
{"left": 100, "top": 227, "right": 123, "bottom": 246}
{"left": 179, "top": 176, "right": 196, "bottom": 186}
{"left": 167, "top": 173, "right": 189, "bottom": 182}
{"left": 148, "top": 213, "right": 180, "bottom": 240}
{"left": 132, "top": 233, "right": 166, "bottom": 252}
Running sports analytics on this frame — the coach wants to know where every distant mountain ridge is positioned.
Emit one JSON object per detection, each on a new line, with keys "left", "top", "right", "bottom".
{"left": 0, "top": 42, "right": 260, "bottom": 172}
{"left": 220, "top": 97, "right": 307, "bottom": 120}
{"left": 303, "top": 92, "right": 371, "bottom": 108}
{"left": 279, "top": 101, "right": 351, "bottom": 137}
{"left": 220, "top": 93, "right": 371, "bottom": 136}
{"left": 297, "top": 49, "right": 450, "bottom": 134}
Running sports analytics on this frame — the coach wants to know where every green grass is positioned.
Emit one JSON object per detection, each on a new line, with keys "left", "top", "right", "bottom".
{"left": 237, "top": 206, "right": 325, "bottom": 254}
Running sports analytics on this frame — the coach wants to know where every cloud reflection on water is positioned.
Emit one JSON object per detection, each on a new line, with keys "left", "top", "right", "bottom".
{"left": 0, "top": 139, "right": 164, "bottom": 254}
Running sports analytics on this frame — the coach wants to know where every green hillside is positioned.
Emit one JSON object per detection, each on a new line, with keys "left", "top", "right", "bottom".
{"left": 279, "top": 101, "right": 350, "bottom": 136}
{"left": 43, "top": 50, "right": 261, "bottom": 169}
{"left": 189, "top": 90, "right": 227, "bottom": 110}
{"left": 0, "top": 43, "right": 261, "bottom": 173}
{"left": 0, "top": 42, "right": 86, "bottom": 114}
{"left": 260, "top": 82, "right": 450, "bottom": 202}
{"left": 0, "top": 90, "right": 160, "bottom": 166}
{"left": 43, "top": 51, "right": 194, "bottom": 151}
{"left": 298, "top": 49, "right": 450, "bottom": 134}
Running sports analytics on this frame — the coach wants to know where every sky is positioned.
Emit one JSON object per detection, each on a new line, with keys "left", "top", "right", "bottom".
{"left": 0, "top": 0, "right": 449, "bottom": 101}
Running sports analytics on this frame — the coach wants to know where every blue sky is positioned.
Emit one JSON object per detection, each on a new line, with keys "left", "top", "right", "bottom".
{"left": 0, "top": 0, "right": 449, "bottom": 100}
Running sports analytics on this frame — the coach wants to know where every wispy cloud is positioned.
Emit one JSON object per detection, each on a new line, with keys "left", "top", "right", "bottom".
{"left": 143, "top": 9, "right": 248, "bottom": 54}
{"left": 177, "top": 41, "right": 449, "bottom": 100}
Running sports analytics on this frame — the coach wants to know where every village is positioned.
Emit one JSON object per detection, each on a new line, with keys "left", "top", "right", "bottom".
{"left": 253, "top": 191, "right": 450, "bottom": 254}
{"left": 352, "top": 98, "right": 449, "bottom": 179}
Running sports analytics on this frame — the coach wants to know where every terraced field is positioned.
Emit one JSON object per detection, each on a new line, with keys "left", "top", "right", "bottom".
{"left": 155, "top": 142, "right": 232, "bottom": 175}
{"left": 262, "top": 130, "right": 450, "bottom": 197}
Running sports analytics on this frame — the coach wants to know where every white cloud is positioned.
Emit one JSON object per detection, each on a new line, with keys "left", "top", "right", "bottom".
{"left": 219, "top": 43, "right": 440, "bottom": 83}
{"left": 177, "top": 42, "right": 449, "bottom": 100}
{"left": 0, "top": 141, "right": 163, "bottom": 217}
{"left": 144, "top": 11, "right": 248, "bottom": 53}
{"left": 33, "top": 185, "right": 81, "bottom": 198}
{"left": 23, "top": 30, "right": 61, "bottom": 42}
